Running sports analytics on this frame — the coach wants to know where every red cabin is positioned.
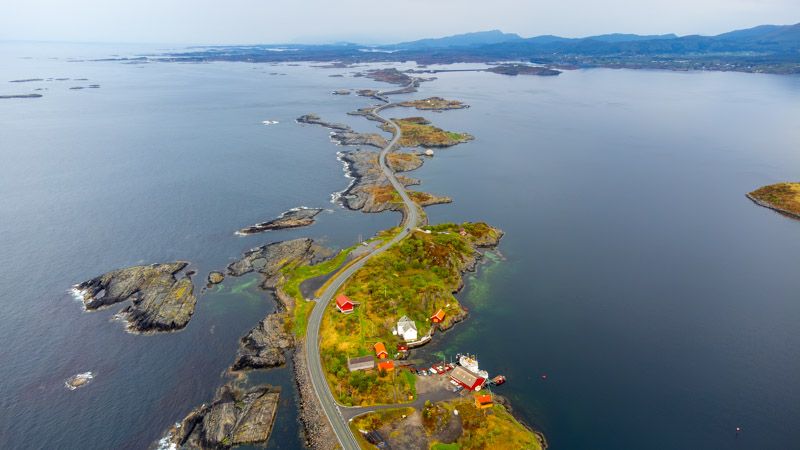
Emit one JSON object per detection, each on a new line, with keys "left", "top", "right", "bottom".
{"left": 431, "top": 309, "right": 446, "bottom": 323}
{"left": 335, "top": 294, "right": 354, "bottom": 314}
{"left": 374, "top": 342, "right": 388, "bottom": 359}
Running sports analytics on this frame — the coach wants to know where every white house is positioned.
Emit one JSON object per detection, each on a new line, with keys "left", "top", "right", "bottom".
{"left": 395, "top": 316, "right": 418, "bottom": 341}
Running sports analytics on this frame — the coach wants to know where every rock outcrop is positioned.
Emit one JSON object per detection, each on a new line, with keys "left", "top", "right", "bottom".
{"left": 207, "top": 271, "right": 225, "bottom": 285}
{"left": 72, "top": 262, "right": 197, "bottom": 332}
{"left": 226, "top": 238, "right": 324, "bottom": 289}
{"left": 231, "top": 313, "right": 293, "bottom": 370}
{"left": 164, "top": 383, "right": 280, "bottom": 449}
{"left": 330, "top": 130, "right": 387, "bottom": 148}
{"left": 297, "top": 113, "right": 388, "bottom": 148}
{"left": 236, "top": 207, "right": 323, "bottom": 235}
{"left": 65, "top": 372, "right": 94, "bottom": 390}
{"left": 296, "top": 114, "right": 350, "bottom": 131}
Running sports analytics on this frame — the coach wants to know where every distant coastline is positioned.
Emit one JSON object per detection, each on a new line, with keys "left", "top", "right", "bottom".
{"left": 138, "top": 24, "right": 800, "bottom": 75}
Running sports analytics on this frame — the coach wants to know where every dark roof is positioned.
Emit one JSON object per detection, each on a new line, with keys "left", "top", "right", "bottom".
{"left": 348, "top": 355, "right": 374, "bottom": 365}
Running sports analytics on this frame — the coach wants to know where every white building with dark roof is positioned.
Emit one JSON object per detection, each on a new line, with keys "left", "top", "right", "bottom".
{"left": 395, "top": 315, "right": 418, "bottom": 341}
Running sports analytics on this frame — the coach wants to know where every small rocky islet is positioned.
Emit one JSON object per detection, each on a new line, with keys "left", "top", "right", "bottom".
{"left": 236, "top": 207, "right": 323, "bottom": 235}
{"left": 0, "top": 93, "right": 43, "bottom": 99}
{"left": 65, "top": 371, "right": 94, "bottom": 390}
{"left": 72, "top": 262, "right": 196, "bottom": 333}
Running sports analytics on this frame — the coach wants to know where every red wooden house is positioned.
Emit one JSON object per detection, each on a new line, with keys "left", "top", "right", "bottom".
{"left": 335, "top": 294, "right": 354, "bottom": 314}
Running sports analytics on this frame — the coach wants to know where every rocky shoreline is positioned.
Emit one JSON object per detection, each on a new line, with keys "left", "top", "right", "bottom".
{"left": 236, "top": 207, "right": 323, "bottom": 235}
{"left": 746, "top": 183, "right": 800, "bottom": 219}
{"left": 747, "top": 193, "right": 800, "bottom": 219}
{"left": 72, "top": 262, "right": 197, "bottom": 333}
{"left": 297, "top": 113, "right": 388, "bottom": 148}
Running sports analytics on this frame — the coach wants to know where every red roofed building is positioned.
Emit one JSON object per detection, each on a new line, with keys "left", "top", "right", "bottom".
{"left": 374, "top": 342, "right": 388, "bottom": 359}
{"left": 450, "top": 366, "right": 486, "bottom": 391}
{"left": 335, "top": 294, "right": 354, "bottom": 314}
{"left": 431, "top": 309, "right": 446, "bottom": 323}
{"left": 378, "top": 361, "right": 395, "bottom": 372}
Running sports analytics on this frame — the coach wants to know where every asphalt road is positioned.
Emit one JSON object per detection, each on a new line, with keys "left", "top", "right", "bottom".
{"left": 304, "top": 101, "right": 419, "bottom": 450}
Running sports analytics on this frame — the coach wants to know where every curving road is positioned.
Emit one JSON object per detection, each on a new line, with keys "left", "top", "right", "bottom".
{"left": 304, "top": 101, "right": 418, "bottom": 450}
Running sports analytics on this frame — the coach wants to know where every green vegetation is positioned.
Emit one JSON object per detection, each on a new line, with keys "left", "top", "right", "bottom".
{"left": 748, "top": 182, "right": 800, "bottom": 217}
{"left": 431, "top": 443, "right": 461, "bottom": 450}
{"left": 319, "top": 222, "right": 502, "bottom": 406}
{"left": 382, "top": 117, "right": 474, "bottom": 148}
{"left": 279, "top": 246, "right": 355, "bottom": 336}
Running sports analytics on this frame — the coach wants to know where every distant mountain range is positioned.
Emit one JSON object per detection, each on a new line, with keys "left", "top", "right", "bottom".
{"left": 384, "top": 29, "right": 679, "bottom": 49}
{"left": 166, "top": 23, "right": 800, "bottom": 74}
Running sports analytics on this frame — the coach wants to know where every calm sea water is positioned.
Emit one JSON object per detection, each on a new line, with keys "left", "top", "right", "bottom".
{"left": 1, "top": 43, "right": 799, "bottom": 449}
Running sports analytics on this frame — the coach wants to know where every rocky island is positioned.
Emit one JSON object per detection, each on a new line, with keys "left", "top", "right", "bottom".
{"left": 487, "top": 63, "right": 561, "bottom": 76}
{"left": 381, "top": 117, "right": 474, "bottom": 147}
{"left": 0, "top": 93, "right": 43, "bottom": 99}
{"left": 361, "top": 67, "right": 413, "bottom": 85}
{"left": 72, "top": 262, "right": 197, "bottom": 333}
{"left": 747, "top": 182, "right": 800, "bottom": 219}
{"left": 163, "top": 383, "right": 280, "bottom": 449}
{"left": 231, "top": 312, "right": 293, "bottom": 370}
{"left": 236, "top": 207, "right": 323, "bottom": 235}
{"left": 399, "top": 96, "right": 469, "bottom": 111}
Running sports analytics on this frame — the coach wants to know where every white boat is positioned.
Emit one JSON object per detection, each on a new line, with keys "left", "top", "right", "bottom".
{"left": 459, "top": 354, "right": 489, "bottom": 379}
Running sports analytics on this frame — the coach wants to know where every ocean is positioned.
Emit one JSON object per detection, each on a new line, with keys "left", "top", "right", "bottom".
{"left": 1, "top": 42, "right": 799, "bottom": 449}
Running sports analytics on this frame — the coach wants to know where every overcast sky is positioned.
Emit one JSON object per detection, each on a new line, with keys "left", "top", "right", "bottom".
{"left": 2, "top": 0, "right": 798, "bottom": 45}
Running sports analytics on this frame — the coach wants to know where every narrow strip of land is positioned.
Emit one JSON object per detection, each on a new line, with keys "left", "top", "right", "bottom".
{"left": 304, "top": 95, "right": 418, "bottom": 449}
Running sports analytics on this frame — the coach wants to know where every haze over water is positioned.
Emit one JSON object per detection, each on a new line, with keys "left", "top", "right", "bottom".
{"left": 1, "top": 43, "right": 799, "bottom": 449}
